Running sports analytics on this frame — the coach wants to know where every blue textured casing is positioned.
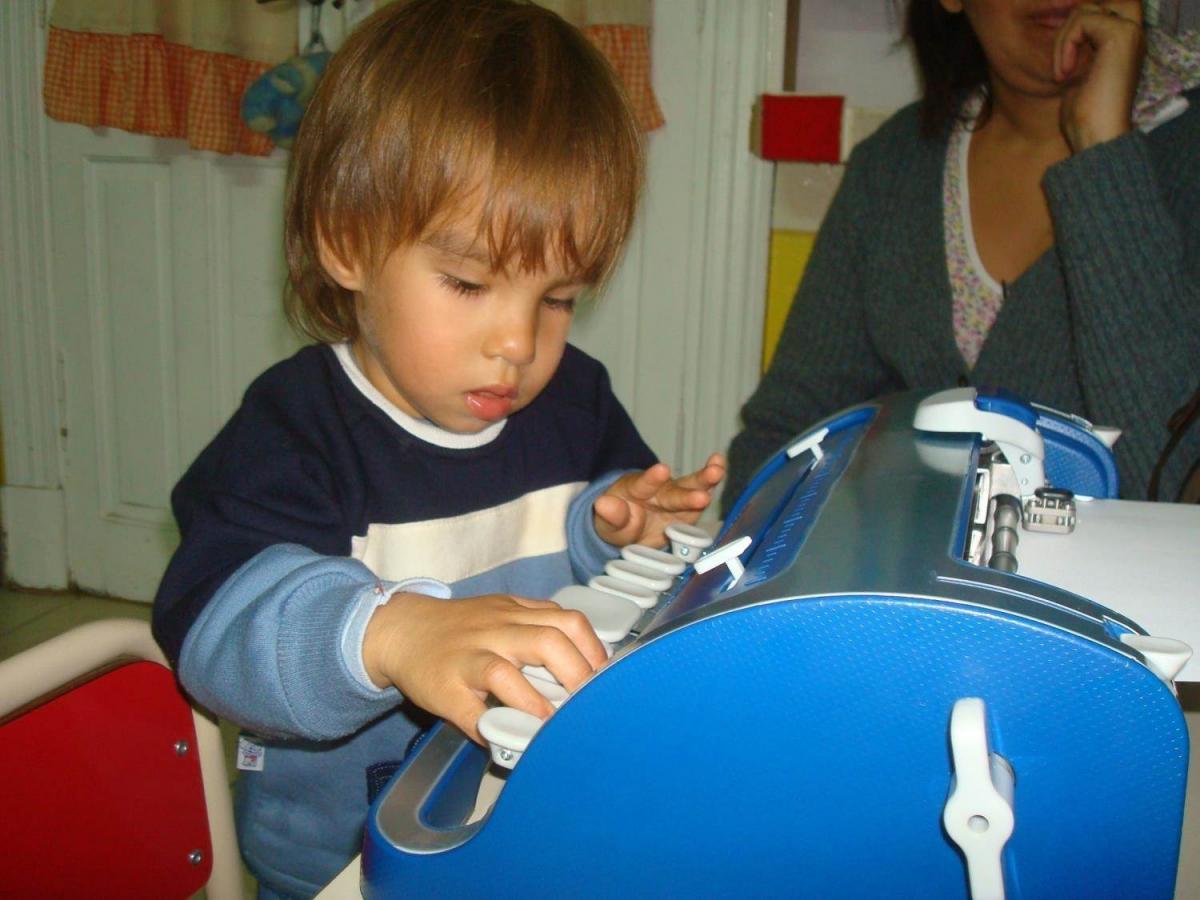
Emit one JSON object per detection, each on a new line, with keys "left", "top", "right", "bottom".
{"left": 975, "top": 386, "right": 1038, "bottom": 427}
{"left": 361, "top": 391, "right": 1184, "bottom": 899}
{"left": 971, "top": 387, "right": 1119, "bottom": 497}
{"left": 1033, "top": 407, "right": 1120, "bottom": 498}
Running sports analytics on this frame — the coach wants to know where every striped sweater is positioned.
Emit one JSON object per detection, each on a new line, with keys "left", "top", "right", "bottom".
{"left": 153, "top": 341, "right": 655, "bottom": 896}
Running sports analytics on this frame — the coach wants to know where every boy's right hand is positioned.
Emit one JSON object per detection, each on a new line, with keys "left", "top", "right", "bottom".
{"left": 361, "top": 592, "right": 607, "bottom": 744}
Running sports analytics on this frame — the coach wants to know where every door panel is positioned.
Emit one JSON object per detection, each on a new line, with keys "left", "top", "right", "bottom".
{"left": 49, "top": 123, "right": 300, "bottom": 599}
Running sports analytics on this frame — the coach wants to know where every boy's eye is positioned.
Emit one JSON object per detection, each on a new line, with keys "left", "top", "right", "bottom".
{"left": 440, "top": 274, "right": 484, "bottom": 296}
{"left": 543, "top": 295, "right": 576, "bottom": 313}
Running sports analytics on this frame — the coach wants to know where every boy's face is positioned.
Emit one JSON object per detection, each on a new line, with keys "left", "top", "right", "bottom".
{"left": 333, "top": 223, "right": 586, "bottom": 434}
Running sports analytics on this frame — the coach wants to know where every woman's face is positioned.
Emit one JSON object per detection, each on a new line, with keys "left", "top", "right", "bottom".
{"left": 938, "top": 0, "right": 1082, "bottom": 97}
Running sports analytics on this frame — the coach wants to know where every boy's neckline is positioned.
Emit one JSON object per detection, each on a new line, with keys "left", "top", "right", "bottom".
{"left": 330, "top": 342, "right": 506, "bottom": 450}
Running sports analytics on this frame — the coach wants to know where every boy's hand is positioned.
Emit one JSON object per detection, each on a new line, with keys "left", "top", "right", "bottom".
{"left": 362, "top": 592, "right": 607, "bottom": 744}
{"left": 593, "top": 452, "right": 726, "bottom": 548}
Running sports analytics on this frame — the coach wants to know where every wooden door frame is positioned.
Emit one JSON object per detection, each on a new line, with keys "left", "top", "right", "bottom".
{"left": 0, "top": 2, "right": 67, "bottom": 589}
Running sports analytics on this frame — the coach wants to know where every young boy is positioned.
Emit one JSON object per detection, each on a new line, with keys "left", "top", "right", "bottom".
{"left": 152, "top": 1, "right": 724, "bottom": 896}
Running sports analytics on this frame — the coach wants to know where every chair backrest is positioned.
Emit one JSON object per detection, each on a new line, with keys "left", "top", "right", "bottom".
{"left": 0, "top": 617, "right": 242, "bottom": 899}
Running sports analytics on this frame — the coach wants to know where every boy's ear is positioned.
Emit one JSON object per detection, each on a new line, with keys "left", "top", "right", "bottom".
{"left": 317, "top": 233, "right": 365, "bottom": 291}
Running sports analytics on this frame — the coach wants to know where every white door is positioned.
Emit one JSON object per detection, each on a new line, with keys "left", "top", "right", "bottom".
{"left": 46, "top": 124, "right": 302, "bottom": 600}
{"left": 3, "top": 1, "right": 782, "bottom": 600}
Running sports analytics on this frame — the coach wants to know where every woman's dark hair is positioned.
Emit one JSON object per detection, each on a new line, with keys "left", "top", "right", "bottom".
{"left": 900, "top": 0, "right": 992, "bottom": 136}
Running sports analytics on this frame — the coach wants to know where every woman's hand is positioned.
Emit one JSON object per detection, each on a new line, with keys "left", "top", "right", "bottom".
{"left": 593, "top": 453, "right": 726, "bottom": 548}
{"left": 1054, "top": 0, "right": 1146, "bottom": 152}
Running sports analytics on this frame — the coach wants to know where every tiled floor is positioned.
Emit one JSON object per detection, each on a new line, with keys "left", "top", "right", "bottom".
{"left": 4, "top": 587, "right": 1200, "bottom": 897}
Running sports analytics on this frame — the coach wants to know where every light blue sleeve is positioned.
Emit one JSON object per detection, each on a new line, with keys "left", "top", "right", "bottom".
{"left": 565, "top": 471, "right": 628, "bottom": 584}
{"left": 178, "top": 543, "right": 420, "bottom": 741}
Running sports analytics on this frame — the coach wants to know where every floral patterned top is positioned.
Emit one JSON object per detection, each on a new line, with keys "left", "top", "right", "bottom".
{"left": 943, "top": 94, "right": 1001, "bottom": 371}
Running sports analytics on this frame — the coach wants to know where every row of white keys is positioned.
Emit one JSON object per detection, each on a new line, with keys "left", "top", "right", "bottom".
{"left": 589, "top": 574, "right": 657, "bottom": 609}
{"left": 484, "top": 584, "right": 637, "bottom": 768}
{"left": 622, "top": 544, "right": 687, "bottom": 576}
{"left": 518, "top": 583, "right": 635, "bottom": 688}
{"left": 480, "top": 529, "right": 715, "bottom": 769}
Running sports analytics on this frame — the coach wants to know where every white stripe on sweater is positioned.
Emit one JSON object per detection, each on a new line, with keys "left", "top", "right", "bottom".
{"left": 350, "top": 482, "right": 585, "bottom": 583}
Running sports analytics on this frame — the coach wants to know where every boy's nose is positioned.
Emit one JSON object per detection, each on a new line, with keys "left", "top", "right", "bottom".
{"left": 483, "top": 309, "right": 537, "bottom": 366}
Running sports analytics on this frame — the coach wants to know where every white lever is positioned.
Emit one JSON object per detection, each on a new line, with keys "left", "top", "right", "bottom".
{"left": 1120, "top": 634, "right": 1193, "bottom": 683}
{"left": 914, "top": 388, "right": 1046, "bottom": 496}
{"left": 589, "top": 574, "right": 658, "bottom": 610}
{"left": 693, "top": 535, "right": 753, "bottom": 587}
{"left": 527, "top": 675, "right": 569, "bottom": 708}
{"left": 621, "top": 544, "right": 686, "bottom": 576}
{"left": 521, "top": 664, "right": 557, "bottom": 684}
{"left": 552, "top": 584, "right": 641, "bottom": 644}
{"left": 665, "top": 522, "right": 714, "bottom": 561}
{"left": 943, "top": 698, "right": 1015, "bottom": 900}
{"left": 605, "top": 559, "right": 673, "bottom": 593}
{"left": 1092, "top": 425, "right": 1122, "bottom": 449}
{"left": 786, "top": 426, "right": 829, "bottom": 462}
{"left": 478, "top": 706, "right": 543, "bottom": 769}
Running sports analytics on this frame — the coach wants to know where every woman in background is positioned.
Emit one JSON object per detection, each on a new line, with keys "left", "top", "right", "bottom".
{"left": 724, "top": 0, "right": 1199, "bottom": 509}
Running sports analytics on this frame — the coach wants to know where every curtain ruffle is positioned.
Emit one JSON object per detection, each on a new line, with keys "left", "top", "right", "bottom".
{"left": 43, "top": 18, "right": 663, "bottom": 157}
{"left": 584, "top": 24, "right": 664, "bottom": 132}
{"left": 44, "top": 28, "right": 275, "bottom": 156}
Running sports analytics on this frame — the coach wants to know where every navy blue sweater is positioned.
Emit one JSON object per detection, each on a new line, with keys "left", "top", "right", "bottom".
{"left": 152, "top": 342, "right": 655, "bottom": 895}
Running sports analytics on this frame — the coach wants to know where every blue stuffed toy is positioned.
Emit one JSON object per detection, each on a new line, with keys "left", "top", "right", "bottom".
{"left": 241, "top": 50, "right": 332, "bottom": 148}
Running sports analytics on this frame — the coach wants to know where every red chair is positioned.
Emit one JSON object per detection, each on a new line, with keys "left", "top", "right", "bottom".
{"left": 0, "top": 617, "right": 242, "bottom": 898}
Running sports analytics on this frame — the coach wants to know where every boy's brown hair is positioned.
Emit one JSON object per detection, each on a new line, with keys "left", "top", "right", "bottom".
{"left": 284, "top": 0, "right": 645, "bottom": 343}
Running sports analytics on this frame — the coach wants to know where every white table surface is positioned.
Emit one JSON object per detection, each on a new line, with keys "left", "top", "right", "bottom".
{"left": 315, "top": 858, "right": 360, "bottom": 899}
{"left": 1017, "top": 499, "right": 1200, "bottom": 680}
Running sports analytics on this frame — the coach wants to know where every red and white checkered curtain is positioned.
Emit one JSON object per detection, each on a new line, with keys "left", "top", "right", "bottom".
{"left": 43, "top": 0, "right": 297, "bottom": 156}
{"left": 42, "top": 0, "right": 662, "bottom": 157}
{"left": 539, "top": 0, "right": 663, "bottom": 130}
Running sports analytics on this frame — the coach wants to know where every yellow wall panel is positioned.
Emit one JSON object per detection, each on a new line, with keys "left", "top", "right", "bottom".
{"left": 763, "top": 229, "right": 816, "bottom": 371}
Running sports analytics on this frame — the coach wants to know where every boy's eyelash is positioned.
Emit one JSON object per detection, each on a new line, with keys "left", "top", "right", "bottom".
{"left": 444, "top": 271, "right": 578, "bottom": 314}
{"left": 440, "top": 274, "right": 576, "bottom": 312}
{"left": 439, "top": 274, "right": 484, "bottom": 295}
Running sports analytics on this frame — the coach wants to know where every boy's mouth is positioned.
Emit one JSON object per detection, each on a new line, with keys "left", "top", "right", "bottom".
{"left": 465, "top": 384, "right": 517, "bottom": 421}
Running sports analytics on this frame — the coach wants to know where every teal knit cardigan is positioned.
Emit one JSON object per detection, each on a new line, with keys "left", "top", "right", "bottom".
{"left": 725, "top": 90, "right": 1200, "bottom": 508}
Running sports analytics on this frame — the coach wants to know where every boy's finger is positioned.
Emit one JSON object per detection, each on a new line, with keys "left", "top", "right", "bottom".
{"left": 508, "top": 595, "right": 561, "bottom": 611}
{"left": 667, "top": 454, "right": 726, "bottom": 491}
{"left": 478, "top": 655, "right": 556, "bottom": 718}
{"left": 440, "top": 688, "right": 491, "bottom": 745}
{"left": 705, "top": 454, "right": 727, "bottom": 480}
{"left": 503, "top": 608, "right": 608, "bottom": 674}
{"left": 593, "top": 494, "right": 633, "bottom": 531}
{"left": 651, "top": 476, "right": 719, "bottom": 511}
{"left": 673, "top": 463, "right": 725, "bottom": 492}
{"left": 624, "top": 463, "right": 672, "bottom": 500}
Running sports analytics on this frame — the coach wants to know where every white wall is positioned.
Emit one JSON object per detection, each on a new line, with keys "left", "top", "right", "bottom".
{"left": 793, "top": 0, "right": 918, "bottom": 106}
{"left": 772, "top": 1, "right": 921, "bottom": 233}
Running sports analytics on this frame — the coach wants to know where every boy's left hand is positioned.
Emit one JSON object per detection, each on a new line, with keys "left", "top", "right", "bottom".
{"left": 593, "top": 453, "right": 725, "bottom": 548}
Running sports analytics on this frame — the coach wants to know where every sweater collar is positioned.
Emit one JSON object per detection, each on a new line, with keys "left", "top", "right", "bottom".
{"left": 330, "top": 342, "right": 506, "bottom": 450}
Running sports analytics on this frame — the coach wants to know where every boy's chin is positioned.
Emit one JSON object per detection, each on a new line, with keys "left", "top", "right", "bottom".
{"left": 432, "top": 410, "right": 511, "bottom": 434}
{"left": 451, "top": 418, "right": 505, "bottom": 433}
